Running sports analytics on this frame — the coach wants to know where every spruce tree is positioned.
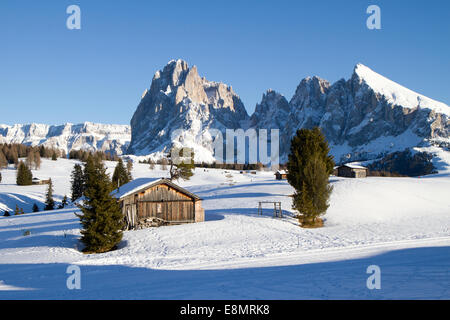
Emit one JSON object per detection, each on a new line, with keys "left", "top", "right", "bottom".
{"left": 287, "top": 128, "right": 334, "bottom": 227}
{"left": 44, "top": 179, "right": 55, "bottom": 211}
{"left": 32, "top": 203, "right": 40, "bottom": 212}
{"left": 76, "top": 156, "right": 124, "bottom": 253}
{"left": 16, "top": 161, "right": 33, "bottom": 186}
{"left": 70, "top": 164, "right": 84, "bottom": 201}
{"left": 292, "top": 155, "right": 333, "bottom": 224}
{"left": 287, "top": 127, "right": 334, "bottom": 190}
{"left": 3, "top": 211, "right": 10, "bottom": 217}
{"left": 112, "top": 158, "right": 130, "bottom": 189}
{"left": 61, "top": 195, "right": 68, "bottom": 208}
{"left": 126, "top": 160, "right": 133, "bottom": 181}
{"left": 0, "top": 151, "right": 8, "bottom": 169}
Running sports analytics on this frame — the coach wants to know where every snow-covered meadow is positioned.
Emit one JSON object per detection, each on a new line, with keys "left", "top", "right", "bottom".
{"left": 0, "top": 158, "right": 449, "bottom": 299}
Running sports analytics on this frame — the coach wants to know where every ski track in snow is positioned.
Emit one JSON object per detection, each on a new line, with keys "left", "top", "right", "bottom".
{"left": 0, "top": 158, "right": 449, "bottom": 299}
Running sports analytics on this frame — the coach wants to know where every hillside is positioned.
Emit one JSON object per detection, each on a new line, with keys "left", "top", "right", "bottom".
{"left": 0, "top": 158, "right": 449, "bottom": 298}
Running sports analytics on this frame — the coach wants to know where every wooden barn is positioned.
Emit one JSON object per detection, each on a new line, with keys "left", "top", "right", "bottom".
{"left": 112, "top": 178, "right": 204, "bottom": 230}
{"left": 274, "top": 170, "right": 288, "bottom": 180}
{"left": 336, "top": 164, "right": 368, "bottom": 178}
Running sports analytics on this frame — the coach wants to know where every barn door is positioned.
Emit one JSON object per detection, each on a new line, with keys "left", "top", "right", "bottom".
{"left": 156, "top": 202, "right": 163, "bottom": 220}
{"left": 125, "top": 204, "right": 137, "bottom": 230}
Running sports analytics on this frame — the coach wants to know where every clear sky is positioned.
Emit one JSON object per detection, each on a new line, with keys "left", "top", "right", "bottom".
{"left": 1, "top": 0, "right": 449, "bottom": 125}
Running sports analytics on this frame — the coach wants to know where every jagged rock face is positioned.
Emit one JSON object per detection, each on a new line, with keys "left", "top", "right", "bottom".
{"left": 0, "top": 122, "right": 131, "bottom": 155}
{"left": 5, "top": 62, "right": 447, "bottom": 163}
{"left": 284, "top": 64, "right": 450, "bottom": 163}
{"left": 128, "top": 60, "right": 449, "bottom": 164}
{"left": 128, "top": 59, "right": 249, "bottom": 160}
{"left": 250, "top": 89, "right": 291, "bottom": 157}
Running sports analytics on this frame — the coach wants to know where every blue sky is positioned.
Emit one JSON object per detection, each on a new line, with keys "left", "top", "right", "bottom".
{"left": 1, "top": 0, "right": 449, "bottom": 125}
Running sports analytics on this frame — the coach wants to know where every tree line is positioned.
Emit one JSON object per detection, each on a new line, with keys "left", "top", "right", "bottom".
{"left": 0, "top": 143, "right": 66, "bottom": 170}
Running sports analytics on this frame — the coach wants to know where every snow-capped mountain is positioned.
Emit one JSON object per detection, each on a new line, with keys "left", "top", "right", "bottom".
{"left": 0, "top": 122, "right": 131, "bottom": 155}
{"left": 128, "top": 59, "right": 249, "bottom": 162}
{"left": 282, "top": 63, "right": 449, "bottom": 163}
{"left": 3, "top": 61, "right": 448, "bottom": 164}
{"left": 129, "top": 60, "right": 449, "bottom": 164}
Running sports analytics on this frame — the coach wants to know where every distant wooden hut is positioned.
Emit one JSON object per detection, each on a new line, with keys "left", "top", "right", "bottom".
{"left": 32, "top": 178, "right": 50, "bottom": 185}
{"left": 336, "top": 164, "right": 368, "bottom": 178}
{"left": 112, "top": 178, "right": 204, "bottom": 230}
{"left": 274, "top": 170, "right": 288, "bottom": 180}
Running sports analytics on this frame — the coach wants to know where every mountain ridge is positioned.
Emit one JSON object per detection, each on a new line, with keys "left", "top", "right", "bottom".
{"left": 2, "top": 60, "right": 448, "bottom": 164}
{"left": 0, "top": 122, "right": 131, "bottom": 155}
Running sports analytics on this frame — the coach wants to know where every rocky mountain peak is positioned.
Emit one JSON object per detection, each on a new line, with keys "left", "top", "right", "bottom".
{"left": 127, "top": 60, "right": 449, "bottom": 163}
{"left": 289, "top": 76, "right": 330, "bottom": 110}
{"left": 128, "top": 59, "right": 249, "bottom": 157}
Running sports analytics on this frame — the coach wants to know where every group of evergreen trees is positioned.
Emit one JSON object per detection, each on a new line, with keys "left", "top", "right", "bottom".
{"left": 367, "top": 149, "right": 436, "bottom": 177}
{"left": 287, "top": 127, "right": 334, "bottom": 227}
{"left": 68, "top": 149, "right": 119, "bottom": 162}
{"left": 0, "top": 144, "right": 65, "bottom": 168}
{"left": 139, "top": 158, "right": 268, "bottom": 172}
{"left": 16, "top": 161, "right": 33, "bottom": 185}
{"left": 112, "top": 158, "right": 133, "bottom": 188}
{"left": 71, "top": 157, "right": 134, "bottom": 200}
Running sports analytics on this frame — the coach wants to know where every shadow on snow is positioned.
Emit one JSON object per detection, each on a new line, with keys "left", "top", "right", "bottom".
{"left": 0, "top": 246, "right": 448, "bottom": 300}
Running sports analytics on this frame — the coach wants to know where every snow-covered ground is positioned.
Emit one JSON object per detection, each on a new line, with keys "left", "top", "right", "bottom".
{"left": 0, "top": 158, "right": 449, "bottom": 299}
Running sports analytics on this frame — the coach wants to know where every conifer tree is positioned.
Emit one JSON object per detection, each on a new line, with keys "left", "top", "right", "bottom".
{"left": 44, "top": 179, "right": 55, "bottom": 211}
{"left": 292, "top": 155, "right": 333, "bottom": 223}
{"left": 126, "top": 160, "right": 133, "bottom": 181}
{"left": 16, "top": 161, "right": 33, "bottom": 186}
{"left": 0, "top": 151, "right": 8, "bottom": 169}
{"left": 287, "top": 128, "right": 334, "bottom": 227}
{"left": 112, "top": 158, "right": 130, "bottom": 188}
{"left": 32, "top": 203, "right": 40, "bottom": 212}
{"left": 70, "top": 164, "right": 84, "bottom": 201}
{"left": 76, "top": 156, "right": 124, "bottom": 253}
{"left": 3, "top": 211, "right": 10, "bottom": 217}
{"left": 61, "top": 195, "right": 68, "bottom": 208}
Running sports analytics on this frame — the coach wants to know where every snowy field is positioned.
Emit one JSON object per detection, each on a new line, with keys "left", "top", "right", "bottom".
{"left": 0, "top": 158, "right": 449, "bottom": 299}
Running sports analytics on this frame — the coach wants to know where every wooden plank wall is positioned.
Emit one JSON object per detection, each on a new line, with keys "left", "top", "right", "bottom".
{"left": 121, "top": 184, "right": 196, "bottom": 222}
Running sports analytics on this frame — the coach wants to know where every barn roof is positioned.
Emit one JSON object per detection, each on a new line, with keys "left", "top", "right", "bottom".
{"left": 275, "top": 170, "right": 287, "bottom": 175}
{"left": 340, "top": 163, "right": 367, "bottom": 170}
{"left": 111, "top": 178, "right": 202, "bottom": 200}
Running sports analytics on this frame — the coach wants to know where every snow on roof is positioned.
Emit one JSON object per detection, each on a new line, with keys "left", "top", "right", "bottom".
{"left": 111, "top": 177, "right": 163, "bottom": 199}
{"left": 341, "top": 163, "right": 367, "bottom": 170}
{"left": 355, "top": 64, "right": 450, "bottom": 116}
{"left": 111, "top": 177, "right": 202, "bottom": 200}
{"left": 275, "top": 170, "right": 287, "bottom": 174}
